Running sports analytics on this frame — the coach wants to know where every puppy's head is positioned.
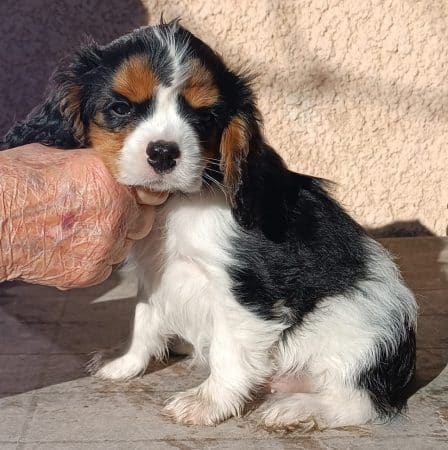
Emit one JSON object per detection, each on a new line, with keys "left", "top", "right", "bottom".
{"left": 5, "top": 21, "right": 263, "bottom": 201}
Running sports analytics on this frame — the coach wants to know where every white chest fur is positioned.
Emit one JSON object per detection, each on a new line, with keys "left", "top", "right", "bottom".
{"left": 131, "top": 192, "right": 241, "bottom": 352}
{"left": 160, "top": 192, "right": 235, "bottom": 268}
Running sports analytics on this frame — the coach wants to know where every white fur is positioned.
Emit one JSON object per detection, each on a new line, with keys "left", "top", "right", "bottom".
{"left": 265, "top": 237, "right": 417, "bottom": 428}
{"left": 94, "top": 192, "right": 285, "bottom": 424}
{"left": 92, "top": 189, "right": 417, "bottom": 428}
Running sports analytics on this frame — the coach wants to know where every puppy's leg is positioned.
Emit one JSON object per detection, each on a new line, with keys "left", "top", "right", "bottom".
{"left": 164, "top": 308, "right": 282, "bottom": 425}
{"left": 89, "top": 300, "right": 166, "bottom": 381}
{"left": 262, "top": 386, "right": 375, "bottom": 430}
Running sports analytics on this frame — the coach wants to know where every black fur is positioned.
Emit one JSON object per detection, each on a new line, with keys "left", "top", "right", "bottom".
{"left": 357, "top": 327, "right": 416, "bottom": 417}
{"left": 1, "top": 43, "right": 102, "bottom": 150}
{"left": 229, "top": 144, "right": 368, "bottom": 322}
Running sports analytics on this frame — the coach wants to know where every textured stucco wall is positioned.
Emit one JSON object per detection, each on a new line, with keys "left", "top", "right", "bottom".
{"left": 1, "top": 1, "right": 447, "bottom": 235}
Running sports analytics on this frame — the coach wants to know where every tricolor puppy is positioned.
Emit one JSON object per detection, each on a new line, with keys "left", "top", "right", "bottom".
{"left": 2, "top": 21, "right": 417, "bottom": 429}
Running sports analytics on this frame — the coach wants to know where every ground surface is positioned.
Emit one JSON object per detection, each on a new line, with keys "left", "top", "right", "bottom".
{"left": 0, "top": 237, "right": 447, "bottom": 449}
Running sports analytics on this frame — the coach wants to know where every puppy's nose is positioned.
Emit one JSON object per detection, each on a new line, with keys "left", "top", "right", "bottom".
{"left": 146, "top": 140, "right": 180, "bottom": 174}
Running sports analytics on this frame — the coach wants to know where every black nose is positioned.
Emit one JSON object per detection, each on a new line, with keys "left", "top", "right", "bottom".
{"left": 146, "top": 140, "right": 180, "bottom": 174}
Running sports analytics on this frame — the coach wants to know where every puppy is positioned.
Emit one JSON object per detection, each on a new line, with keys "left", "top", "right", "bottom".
{"left": 2, "top": 21, "right": 417, "bottom": 429}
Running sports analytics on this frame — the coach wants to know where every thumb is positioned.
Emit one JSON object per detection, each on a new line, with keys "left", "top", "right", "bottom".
{"left": 134, "top": 188, "right": 169, "bottom": 206}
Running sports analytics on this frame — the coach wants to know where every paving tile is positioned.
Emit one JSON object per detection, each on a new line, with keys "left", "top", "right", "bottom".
{"left": 417, "top": 314, "right": 448, "bottom": 349}
{"left": 0, "top": 393, "right": 33, "bottom": 443}
{"left": 381, "top": 237, "right": 448, "bottom": 292}
{"left": 396, "top": 254, "right": 448, "bottom": 272}
{"left": 0, "top": 355, "right": 46, "bottom": 396}
{"left": 38, "top": 354, "right": 209, "bottom": 394}
{"left": 61, "top": 296, "right": 135, "bottom": 324}
{"left": 18, "top": 438, "right": 325, "bottom": 450}
{"left": 21, "top": 380, "right": 447, "bottom": 445}
{"left": 34, "top": 354, "right": 208, "bottom": 396}
{"left": 21, "top": 391, "right": 270, "bottom": 442}
{"left": 38, "top": 354, "right": 89, "bottom": 392}
{"left": 0, "top": 293, "right": 64, "bottom": 324}
{"left": 381, "top": 237, "right": 447, "bottom": 256}
{"left": 416, "top": 289, "right": 448, "bottom": 315}
{"left": 403, "top": 270, "right": 448, "bottom": 291}
{"left": 51, "top": 321, "right": 130, "bottom": 355}
{"left": 319, "top": 436, "right": 448, "bottom": 450}
{"left": 59, "top": 268, "right": 138, "bottom": 301}
{"left": 93, "top": 358, "right": 210, "bottom": 395}
{"left": 1, "top": 237, "right": 447, "bottom": 448}
{"left": 18, "top": 438, "right": 331, "bottom": 450}
{"left": 0, "top": 316, "right": 57, "bottom": 355}
{"left": 415, "top": 348, "right": 448, "bottom": 387}
{"left": 0, "top": 282, "right": 62, "bottom": 302}
{"left": 20, "top": 438, "right": 448, "bottom": 450}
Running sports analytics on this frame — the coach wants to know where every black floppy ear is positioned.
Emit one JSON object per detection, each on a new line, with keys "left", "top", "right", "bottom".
{"left": 1, "top": 42, "right": 101, "bottom": 150}
{"left": 218, "top": 83, "right": 294, "bottom": 242}
{"left": 233, "top": 142, "right": 296, "bottom": 242}
{"left": 219, "top": 114, "right": 252, "bottom": 206}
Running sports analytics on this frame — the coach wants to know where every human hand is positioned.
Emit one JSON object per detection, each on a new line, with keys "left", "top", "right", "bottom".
{"left": 0, "top": 144, "right": 168, "bottom": 289}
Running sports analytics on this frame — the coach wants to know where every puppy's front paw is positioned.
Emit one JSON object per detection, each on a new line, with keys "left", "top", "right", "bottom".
{"left": 87, "top": 352, "right": 146, "bottom": 381}
{"left": 163, "top": 386, "right": 238, "bottom": 426}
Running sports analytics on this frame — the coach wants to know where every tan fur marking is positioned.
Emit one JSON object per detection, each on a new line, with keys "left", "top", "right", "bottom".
{"left": 113, "top": 55, "right": 157, "bottom": 103}
{"left": 60, "top": 84, "right": 84, "bottom": 142}
{"left": 88, "top": 123, "right": 130, "bottom": 177}
{"left": 183, "top": 62, "right": 219, "bottom": 108}
{"left": 220, "top": 116, "right": 249, "bottom": 200}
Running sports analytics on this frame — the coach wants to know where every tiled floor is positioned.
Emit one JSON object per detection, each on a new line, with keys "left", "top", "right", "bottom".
{"left": 0, "top": 237, "right": 447, "bottom": 449}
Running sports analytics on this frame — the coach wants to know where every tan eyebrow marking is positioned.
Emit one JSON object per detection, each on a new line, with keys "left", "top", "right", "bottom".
{"left": 183, "top": 62, "right": 219, "bottom": 108}
{"left": 113, "top": 55, "right": 158, "bottom": 103}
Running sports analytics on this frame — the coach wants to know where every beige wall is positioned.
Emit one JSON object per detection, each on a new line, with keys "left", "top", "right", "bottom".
{"left": 1, "top": 1, "right": 447, "bottom": 235}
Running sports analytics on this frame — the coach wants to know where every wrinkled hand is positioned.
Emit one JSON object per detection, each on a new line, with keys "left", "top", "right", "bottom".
{"left": 0, "top": 144, "right": 168, "bottom": 289}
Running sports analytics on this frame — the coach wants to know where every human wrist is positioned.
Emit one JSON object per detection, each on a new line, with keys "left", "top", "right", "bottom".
{"left": 0, "top": 167, "right": 22, "bottom": 282}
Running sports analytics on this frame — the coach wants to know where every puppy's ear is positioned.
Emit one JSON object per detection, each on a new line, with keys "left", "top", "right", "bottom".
{"left": 219, "top": 114, "right": 252, "bottom": 206}
{"left": 1, "top": 42, "right": 101, "bottom": 150}
{"left": 219, "top": 90, "right": 294, "bottom": 242}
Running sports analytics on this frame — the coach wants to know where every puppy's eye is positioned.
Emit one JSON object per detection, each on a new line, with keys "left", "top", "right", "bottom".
{"left": 110, "top": 101, "right": 132, "bottom": 116}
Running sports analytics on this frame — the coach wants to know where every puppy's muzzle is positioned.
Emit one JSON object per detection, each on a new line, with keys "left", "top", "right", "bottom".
{"left": 146, "top": 140, "right": 180, "bottom": 174}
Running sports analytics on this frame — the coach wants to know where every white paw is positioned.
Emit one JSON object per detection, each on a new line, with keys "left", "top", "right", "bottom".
{"left": 261, "top": 394, "right": 321, "bottom": 431}
{"left": 87, "top": 352, "right": 147, "bottom": 381}
{"left": 163, "top": 386, "right": 240, "bottom": 426}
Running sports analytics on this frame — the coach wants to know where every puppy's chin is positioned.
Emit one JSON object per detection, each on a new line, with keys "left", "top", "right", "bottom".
{"left": 117, "top": 169, "right": 204, "bottom": 194}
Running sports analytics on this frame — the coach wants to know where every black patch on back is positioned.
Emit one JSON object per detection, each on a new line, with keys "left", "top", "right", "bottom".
{"left": 228, "top": 145, "right": 368, "bottom": 324}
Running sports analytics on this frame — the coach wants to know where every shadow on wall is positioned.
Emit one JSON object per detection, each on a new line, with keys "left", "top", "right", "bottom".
{"left": 0, "top": 0, "right": 148, "bottom": 135}
{"left": 368, "top": 220, "right": 435, "bottom": 238}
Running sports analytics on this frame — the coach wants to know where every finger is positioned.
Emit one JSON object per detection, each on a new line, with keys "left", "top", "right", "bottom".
{"left": 54, "top": 263, "right": 113, "bottom": 290}
{"left": 126, "top": 204, "right": 156, "bottom": 240}
{"left": 109, "top": 238, "right": 134, "bottom": 265}
{"left": 56, "top": 285, "right": 70, "bottom": 291}
{"left": 134, "top": 188, "right": 169, "bottom": 206}
{"left": 79, "top": 265, "right": 113, "bottom": 288}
